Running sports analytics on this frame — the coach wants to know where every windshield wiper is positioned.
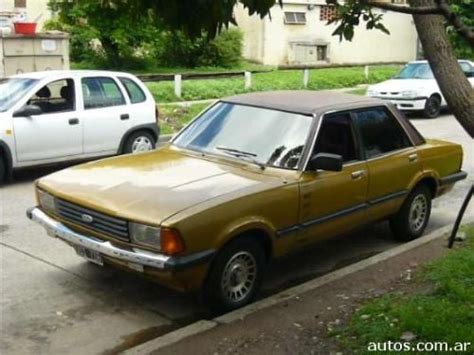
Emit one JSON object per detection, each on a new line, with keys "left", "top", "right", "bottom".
{"left": 216, "top": 146, "right": 265, "bottom": 170}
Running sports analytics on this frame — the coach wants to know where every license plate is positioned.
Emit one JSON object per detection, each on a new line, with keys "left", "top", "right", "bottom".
{"left": 74, "top": 246, "right": 103, "bottom": 266}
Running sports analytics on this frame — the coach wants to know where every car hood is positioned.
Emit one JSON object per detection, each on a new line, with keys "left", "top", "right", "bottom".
{"left": 370, "top": 79, "right": 434, "bottom": 92}
{"left": 37, "top": 147, "right": 281, "bottom": 225}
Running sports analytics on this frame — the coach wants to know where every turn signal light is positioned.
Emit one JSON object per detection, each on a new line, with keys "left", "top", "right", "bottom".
{"left": 161, "top": 228, "right": 185, "bottom": 255}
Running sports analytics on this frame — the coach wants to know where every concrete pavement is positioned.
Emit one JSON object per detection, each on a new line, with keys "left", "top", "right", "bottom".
{"left": 0, "top": 113, "right": 472, "bottom": 354}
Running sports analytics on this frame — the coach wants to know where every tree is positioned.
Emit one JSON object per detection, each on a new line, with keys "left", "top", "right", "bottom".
{"left": 47, "top": 1, "right": 161, "bottom": 68}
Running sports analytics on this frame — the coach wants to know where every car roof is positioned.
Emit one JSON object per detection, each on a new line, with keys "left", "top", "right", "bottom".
{"left": 221, "top": 90, "right": 382, "bottom": 115}
{"left": 10, "top": 70, "right": 135, "bottom": 80}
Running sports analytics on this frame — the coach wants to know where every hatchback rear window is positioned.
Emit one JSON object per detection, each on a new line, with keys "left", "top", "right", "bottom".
{"left": 119, "top": 77, "right": 146, "bottom": 104}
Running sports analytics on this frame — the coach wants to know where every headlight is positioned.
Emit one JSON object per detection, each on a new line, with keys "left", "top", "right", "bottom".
{"left": 130, "top": 223, "right": 185, "bottom": 255}
{"left": 38, "top": 189, "right": 56, "bottom": 213}
{"left": 130, "top": 222, "right": 161, "bottom": 248}
{"left": 401, "top": 90, "right": 419, "bottom": 98}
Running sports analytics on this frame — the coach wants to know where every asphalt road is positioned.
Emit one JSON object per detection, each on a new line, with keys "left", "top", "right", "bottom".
{"left": 1, "top": 113, "right": 472, "bottom": 355}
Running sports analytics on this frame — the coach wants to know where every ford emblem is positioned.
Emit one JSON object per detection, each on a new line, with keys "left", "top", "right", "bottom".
{"left": 81, "top": 214, "right": 94, "bottom": 223}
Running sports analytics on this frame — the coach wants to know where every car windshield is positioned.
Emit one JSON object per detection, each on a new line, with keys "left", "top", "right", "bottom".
{"left": 173, "top": 102, "right": 314, "bottom": 170}
{"left": 0, "top": 78, "right": 38, "bottom": 112}
{"left": 394, "top": 63, "right": 434, "bottom": 79}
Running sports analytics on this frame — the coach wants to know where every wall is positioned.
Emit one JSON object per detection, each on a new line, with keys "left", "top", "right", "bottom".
{"left": 238, "top": 1, "right": 418, "bottom": 66}
{"left": 234, "top": 4, "right": 265, "bottom": 63}
{"left": 0, "top": 0, "right": 51, "bottom": 30}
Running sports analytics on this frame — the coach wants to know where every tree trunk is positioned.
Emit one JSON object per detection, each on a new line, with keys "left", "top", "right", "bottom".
{"left": 410, "top": 0, "right": 474, "bottom": 137}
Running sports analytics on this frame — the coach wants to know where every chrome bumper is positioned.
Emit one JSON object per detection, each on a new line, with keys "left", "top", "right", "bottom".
{"left": 27, "top": 207, "right": 214, "bottom": 270}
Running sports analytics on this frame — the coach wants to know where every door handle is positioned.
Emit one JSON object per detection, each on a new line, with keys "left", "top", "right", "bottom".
{"left": 120, "top": 114, "right": 130, "bottom": 120}
{"left": 68, "top": 118, "right": 79, "bottom": 125}
{"left": 351, "top": 170, "right": 365, "bottom": 179}
{"left": 408, "top": 153, "right": 418, "bottom": 162}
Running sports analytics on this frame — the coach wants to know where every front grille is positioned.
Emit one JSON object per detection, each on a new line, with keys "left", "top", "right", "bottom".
{"left": 56, "top": 199, "right": 129, "bottom": 241}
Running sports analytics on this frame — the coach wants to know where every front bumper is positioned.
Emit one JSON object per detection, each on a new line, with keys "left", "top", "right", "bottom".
{"left": 27, "top": 207, "right": 214, "bottom": 271}
{"left": 371, "top": 96, "right": 427, "bottom": 111}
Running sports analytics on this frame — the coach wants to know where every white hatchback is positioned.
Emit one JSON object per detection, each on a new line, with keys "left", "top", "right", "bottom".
{"left": 0, "top": 70, "right": 159, "bottom": 181}
{"left": 367, "top": 60, "right": 474, "bottom": 118}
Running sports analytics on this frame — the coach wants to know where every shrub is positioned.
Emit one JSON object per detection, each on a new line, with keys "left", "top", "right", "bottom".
{"left": 159, "top": 29, "right": 243, "bottom": 68}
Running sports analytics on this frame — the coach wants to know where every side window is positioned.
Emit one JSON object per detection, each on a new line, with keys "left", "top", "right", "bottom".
{"left": 81, "top": 77, "right": 125, "bottom": 110}
{"left": 313, "top": 113, "right": 358, "bottom": 163}
{"left": 27, "top": 79, "right": 75, "bottom": 114}
{"left": 119, "top": 77, "right": 146, "bottom": 104}
{"left": 352, "top": 107, "right": 411, "bottom": 159}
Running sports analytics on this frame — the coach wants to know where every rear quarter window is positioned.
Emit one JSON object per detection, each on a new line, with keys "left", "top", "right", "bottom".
{"left": 119, "top": 77, "right": 146, "bottom": 104}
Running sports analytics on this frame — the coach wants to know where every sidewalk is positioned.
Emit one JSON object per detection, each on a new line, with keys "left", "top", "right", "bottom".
{"left": 127, "top": 227, "right": 456, "bottom": 355}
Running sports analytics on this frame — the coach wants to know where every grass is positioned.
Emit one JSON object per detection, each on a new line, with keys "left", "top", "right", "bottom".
{"left": 159, "top": 102, "right": 211, "bottom": 135}
{"left": 71, "top": 60, "right": 274, "bottom": 75}
{"left": 337, "top": 224, "right": 474, "bottom": 353}
{"left": 146, "top": 65, "right": 399, "bottom": 103}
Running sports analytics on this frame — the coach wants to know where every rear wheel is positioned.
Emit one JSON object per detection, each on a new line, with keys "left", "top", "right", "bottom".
{"left": 422, "top": 95, "right": 441, "bottom": 118}
{"left": 203, "top": 238, "right": 265, "bottom": 312}
{"left": 0, "top": 156, "right": 6, "bottom": 184}
{"left": 390, "top": 185, "right": 431, "bottom": 241}
{"left": 123, "top": 131, "right": 156, "bottom": 154}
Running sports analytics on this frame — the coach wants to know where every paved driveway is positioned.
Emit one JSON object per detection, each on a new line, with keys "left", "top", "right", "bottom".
{"left": 1, "top": 114, "right": 472, "bottom": 354}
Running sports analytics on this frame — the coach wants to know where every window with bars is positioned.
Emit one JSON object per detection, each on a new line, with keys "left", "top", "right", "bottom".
{"left": 284, "top": 12, "right": 307, "bottom": 25}
{"left": 320, "top": 6, "right": 337, "bottom": 22}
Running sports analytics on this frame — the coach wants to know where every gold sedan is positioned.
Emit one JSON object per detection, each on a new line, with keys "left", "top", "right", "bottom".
{"left": 28, "top": 91, "right": 466, "bottom": 311}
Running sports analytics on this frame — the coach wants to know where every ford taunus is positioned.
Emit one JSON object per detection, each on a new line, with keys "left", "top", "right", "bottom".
{"left": 27, "top": 91, "right": 466, "bottom": 311}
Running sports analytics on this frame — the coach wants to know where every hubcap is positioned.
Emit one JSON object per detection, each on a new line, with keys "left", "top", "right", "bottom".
{"left": 221, "top": 251, "right": 257, "bottom": 303}
{"left": 409, "top": 194, "right": 428, "bottom": 233}
{"left": 132, "top": 136, "right": 153, "bottom": 153}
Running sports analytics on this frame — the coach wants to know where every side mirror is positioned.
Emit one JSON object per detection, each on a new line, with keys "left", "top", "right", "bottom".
{"left": 308, "top": 153, "right": 343, "bottom": 172}
{"left": 13, "top": 104, "right": 42, "bottom": 118}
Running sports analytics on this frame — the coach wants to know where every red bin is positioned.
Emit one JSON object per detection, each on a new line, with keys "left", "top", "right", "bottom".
{"left": 14, "top": 22, "right": 37, "bottom": 35}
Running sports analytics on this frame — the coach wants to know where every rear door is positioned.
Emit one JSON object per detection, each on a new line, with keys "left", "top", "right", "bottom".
{"left": 13, "top": 77, "right": 83, "bottom": 162}
{"left": 351, "top": 106, "right": 421, "bottom": 222}
{"left": 118, "top": 76, "right": 156, "bottom": 127}
{"left": 79, "top": 76, "right": 132, "bottom": 154}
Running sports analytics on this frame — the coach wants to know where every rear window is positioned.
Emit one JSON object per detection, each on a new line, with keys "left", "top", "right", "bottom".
{"left": 119, "top": 77, "right": 146, "bottom": 104}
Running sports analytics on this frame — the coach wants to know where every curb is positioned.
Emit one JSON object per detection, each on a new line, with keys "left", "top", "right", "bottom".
{"left": 124, "top": 224, "right": 452, "bottom": 354}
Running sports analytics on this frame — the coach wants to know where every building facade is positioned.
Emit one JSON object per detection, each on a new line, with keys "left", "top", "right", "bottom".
{"left": 0, "top": 0, "right": 51, "bottom": 30}
{"left": 235, "top": 0, "right": 418, "bottom": 66}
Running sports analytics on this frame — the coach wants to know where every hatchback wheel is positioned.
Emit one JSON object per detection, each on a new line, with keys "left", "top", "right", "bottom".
{"left": 203, "top": 238, "right": 265, "bottom": 312}
{"left": 123, "top": 131, "right": 156, "bottom": 154}
{"left": 0, "top": 156, "right": 5, "bottom": 184}
{"left": 423, "top": 95, "right": 441, "bottom": 118}
{"left": 390, "top": 185, "right": 431, "bottom": 241}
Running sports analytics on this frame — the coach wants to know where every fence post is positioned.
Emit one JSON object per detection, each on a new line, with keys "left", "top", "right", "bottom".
{"left": 174, "top": 74, "right": 182, "bottom": 98}
{"left": 364, "top": 65, "right": 370, "bottom": 81}
{"left": 244, "top": 71, "right": 252, "bottom": 90}
{"left": 303, "top": 69, "right": 309, "bottom": 88}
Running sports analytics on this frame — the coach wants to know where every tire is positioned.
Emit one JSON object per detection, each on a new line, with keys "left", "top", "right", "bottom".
{"left": 0, "top": 156, "right": 5, "bottom": 184}
{"left": 390, "top": 185, "right": 432, "bottom": 242}
{"left": 203, "top": 238, "right": 265, "bottom": 313}
{"left": 422, "top": 95, "right": 441, "bottom": 118}
{"left": 122, "top": 130, "right": 156, "bottom": 154}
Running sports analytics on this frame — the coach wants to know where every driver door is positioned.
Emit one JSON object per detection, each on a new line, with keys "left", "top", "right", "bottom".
{"left": 13, "top": 78, "right": 83, "bottom": 163}
{"left": 296, "top": 112, "right": 368, "bottom": 248}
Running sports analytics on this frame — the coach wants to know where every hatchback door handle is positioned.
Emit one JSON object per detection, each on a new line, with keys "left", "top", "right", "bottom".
{"left": 408, "top": 153, "right": 418, "bottom": 162}
{"left": 120, "top": 114, "right": 130, "bottom": 120}
{"left": 68, "top": 118, "right": 79, "bottom": 125}
{"left": 351, "top": 170, "right": 365, "bottom": 179}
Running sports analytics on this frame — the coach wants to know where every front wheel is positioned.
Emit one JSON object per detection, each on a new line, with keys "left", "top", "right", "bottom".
{"left": 422, "top": 95, "right": 441, "bottom": 118}
{"left": 203, "top": 238, "right": 265, "bottom": 313}
{"left": 390, "top": 185, "right": 432, "bottom": 241}
{"left": 122, "top": 131, "right": 156, "bottom": 154}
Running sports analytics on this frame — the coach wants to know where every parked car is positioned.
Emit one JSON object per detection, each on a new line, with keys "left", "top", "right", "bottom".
{"left": 28, "top": 91, "right": 466, "bottom": 311}
{"left": 367, "top": 60, "right": 474, "bottom": 118}
{"left": 0, "top": 70, "right": 159, "bottom": 182}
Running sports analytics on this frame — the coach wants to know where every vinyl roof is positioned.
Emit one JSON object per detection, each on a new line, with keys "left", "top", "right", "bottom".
{"left": 221, "top": 90, "right": 382, "bottom": 115}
